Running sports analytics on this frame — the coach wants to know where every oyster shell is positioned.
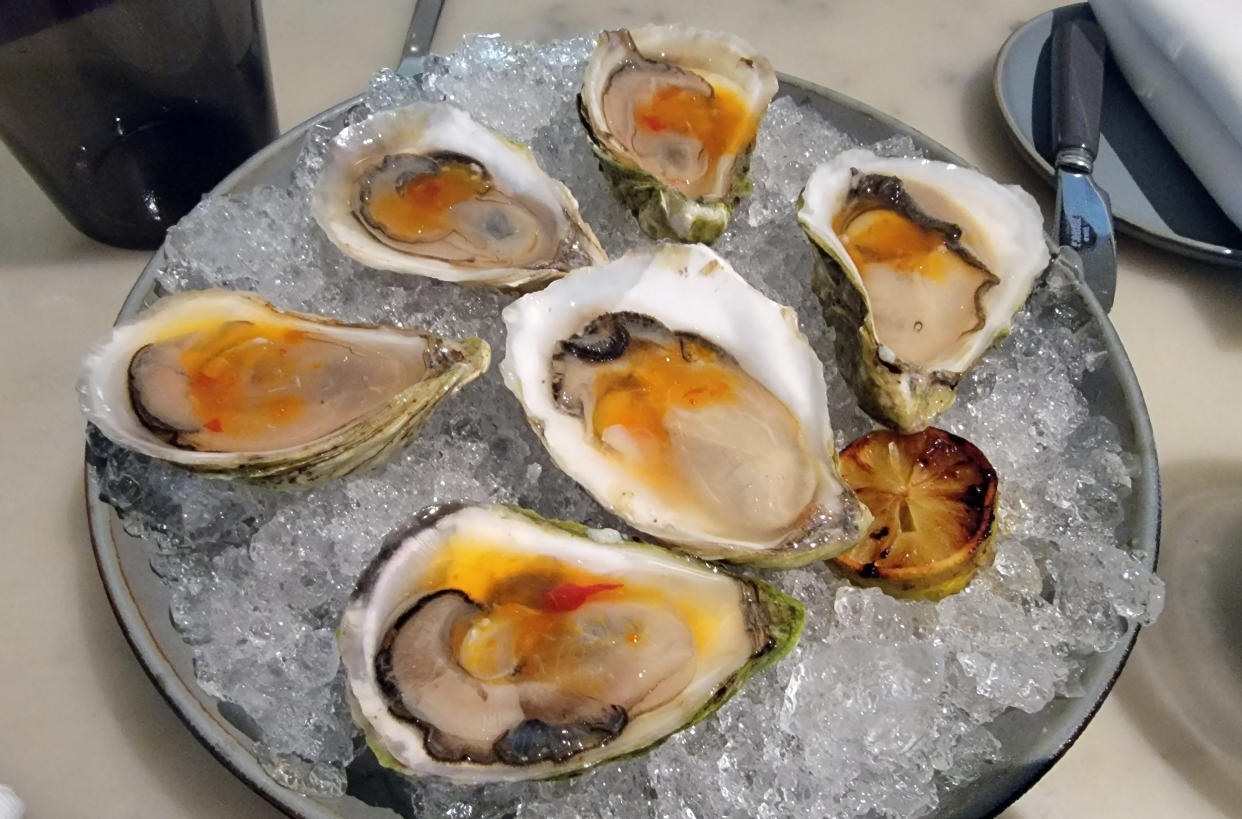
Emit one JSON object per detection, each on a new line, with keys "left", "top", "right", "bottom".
{"left": 79, "top": 290, "right": 489, "bottom": 487}
{"left": 337, "top": 502, "right": 804, "bottom": 782}
{"left": 797, "top": 149, "right": 1049, "bottom": 432}
{"left": 579, "top": 26, "right": 777, "bottom": 244}
{"left": 312, "top": 103, "right": 607, "bottom": 289}
{"left": 501, "top": 243, "right": 869, "bottom": 567}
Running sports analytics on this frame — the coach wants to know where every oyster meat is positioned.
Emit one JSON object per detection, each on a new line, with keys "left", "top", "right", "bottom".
{"left": 797, "top": 149, "right": 1049, "bottom": 432}
{"left": 501, "top": 243, "right": 869, "bottom": 567}
{"left": 337, "top": 503, "right": 803, "bottom": 782}
{"left": 79, "top": 290, "right": 489, "bottom": 487}
{"left": 579, "top": 25, "right": 777, "bottom": 243}
{"left": 312, "top": 103, "right": 607, "bottom": 288}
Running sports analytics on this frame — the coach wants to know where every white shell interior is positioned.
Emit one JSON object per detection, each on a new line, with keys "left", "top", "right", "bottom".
{"left": 337, "top": 504, "right": 757, "bottom": 783}
{"left": 797, "top": 148, "right": 1050, "bottom": 374}
{"left": 500, "top": 243, "right": 853, "bottom": 556}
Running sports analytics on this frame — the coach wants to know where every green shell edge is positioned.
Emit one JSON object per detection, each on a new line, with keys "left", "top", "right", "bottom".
{"left": 703, "top": 531, "right": 863, "bottom": 569}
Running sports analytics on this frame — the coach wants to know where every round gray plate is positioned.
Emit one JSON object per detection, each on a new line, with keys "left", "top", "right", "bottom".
{"left": 994, "top": 2, "right": 1242, "bottom": 267}
{"left": 86, "top": 75, "right": 1161, "bottom": 819}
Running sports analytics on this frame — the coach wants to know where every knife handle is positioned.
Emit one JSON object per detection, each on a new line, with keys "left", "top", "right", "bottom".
{"left": 1051, "top": 16, "right": 1107, "bottom": 165}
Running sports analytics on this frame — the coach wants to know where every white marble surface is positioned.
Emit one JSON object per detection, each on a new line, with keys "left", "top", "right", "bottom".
{"left": 2, "top": 1, "right": 1240, "bottom": 817}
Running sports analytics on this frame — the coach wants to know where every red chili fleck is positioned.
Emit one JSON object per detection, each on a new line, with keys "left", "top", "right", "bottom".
{"left": 639, "top": 114, "right": 666, "bottom": 132}
{"left": 542, "top": 582, "right": 622, "bottom": 613}
{"left": 204, "top": 418, "right": 223, "bottom": 433}
{"left": 682, "top": 386, "right": 709, "bottom": 405}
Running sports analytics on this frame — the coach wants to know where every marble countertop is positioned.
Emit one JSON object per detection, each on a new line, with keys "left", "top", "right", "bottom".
{"left": 2, "top": 1, "right": 1240, "bottom": 816}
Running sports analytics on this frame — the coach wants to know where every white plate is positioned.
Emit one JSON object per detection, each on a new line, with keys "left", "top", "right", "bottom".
{"left": 994, "top": 2, "right": 1242, "bottom": 267}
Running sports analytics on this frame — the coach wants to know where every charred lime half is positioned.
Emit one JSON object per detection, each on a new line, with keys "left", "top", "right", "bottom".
{"left": 832, "top": 427, "right": 997, "bottom": 600}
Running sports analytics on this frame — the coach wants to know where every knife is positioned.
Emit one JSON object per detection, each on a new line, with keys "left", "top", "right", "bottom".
{"left": 1051, "top": 15, "right": 1117, "bottom": 311}
{"left": 396, "top": 0, "right": 447, "bottom": 77}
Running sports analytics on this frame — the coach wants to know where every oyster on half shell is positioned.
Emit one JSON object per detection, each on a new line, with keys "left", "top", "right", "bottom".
{"left": 313, "top": 103, "right": 607, "bottom": 289}
{"left": 797, "top": 149, "right": 1049, "bottom": 432}
{"left": 579, "top": 25, "right": 777, "bottom": 244}
{"left": 501, "top": 243, "right": 869, "bottom": 567}
{"left": 79, "top": 290, "right": 489, "bottom": 487}
{"left": 337, "top": 503, "right": 804, "bottom": 782}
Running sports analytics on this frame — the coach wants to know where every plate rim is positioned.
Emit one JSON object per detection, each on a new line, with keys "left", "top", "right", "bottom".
{"left": 86, "top": 73, "right": 1161, "bottom": 819}
{"left": 992, "top": 1, "right": 1242, "bottom": 267}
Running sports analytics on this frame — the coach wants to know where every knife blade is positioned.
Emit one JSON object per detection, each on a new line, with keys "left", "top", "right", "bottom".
{"left": 396, "top": 0, "right": 447, "bottom": 77}
{"left": 1051, "top": 14, "right": 1117, "bottom": 311}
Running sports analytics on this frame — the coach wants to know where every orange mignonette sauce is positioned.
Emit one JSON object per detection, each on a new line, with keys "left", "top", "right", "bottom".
{"left": 832, "top": 207, "right": 957, "bottom": 281}
{"left": 588, "top": 334, "right": 739, "bottom": 495}
{"left": 632, "top": 77, "right": 754, "bottom": 191}
{"left": 416, "top": 534, "right": 723, "bottom": 681}
{"left": 832, "top": 198, "right": 995, "bottom": 368}
{"left": 179, "top": 321, "right": 312, "bottom": 437}
{"left": 364, "top": 161, "right": 488, "bottom": 241}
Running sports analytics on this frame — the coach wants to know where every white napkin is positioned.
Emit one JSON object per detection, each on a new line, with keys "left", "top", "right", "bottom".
{"left": 1090, "top": 0, "right": 1242, "bottom": 230}
{"left": 0, "top": 785, "right": 24, "bottom": 819}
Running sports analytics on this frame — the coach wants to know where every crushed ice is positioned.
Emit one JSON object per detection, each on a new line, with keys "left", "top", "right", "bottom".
{"left": 90, "top": 34, "right": 1164, "bottom": 818}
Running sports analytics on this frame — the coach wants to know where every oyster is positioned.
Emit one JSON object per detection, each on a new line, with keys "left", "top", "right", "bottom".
{"left": 579, "top": 26, "right": 777, "bottom": 244}
{"left": 79, "top": 290, "right": 489, "bottom": 487}
{"left": 501, "top": 243, "right": 869, "bottom": 567}
{"left": 312, "top": 103, "right": 607, "bottom": 288}
{"left": 337, "top": 503, "right": 803, "bottom": 782}
{"left": 797, "top": 149, "right": 1049, "bottom": 432}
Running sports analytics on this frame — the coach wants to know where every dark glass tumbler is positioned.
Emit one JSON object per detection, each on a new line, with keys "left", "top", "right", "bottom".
{"left": 0, "top": 0, "right": 278, "bottom": 249}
